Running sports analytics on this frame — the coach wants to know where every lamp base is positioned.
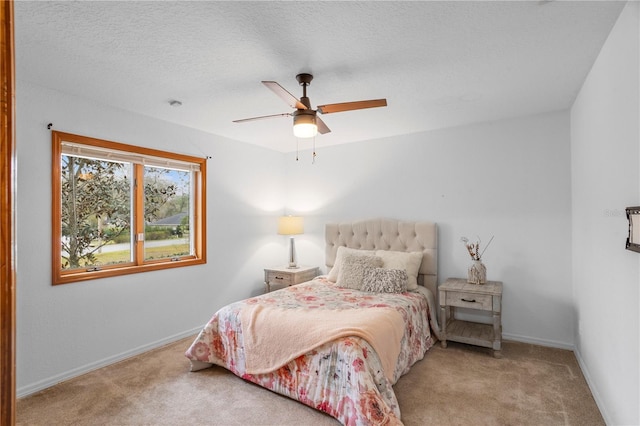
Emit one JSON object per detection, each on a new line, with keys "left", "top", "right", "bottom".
{"left": 287, "top": 236, "right": 298, "bottom": 269}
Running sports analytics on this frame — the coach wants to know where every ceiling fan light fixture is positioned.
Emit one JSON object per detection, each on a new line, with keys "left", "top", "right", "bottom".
{"left": 293, "top": 112, "right": 317, "bottom": 138}
{"left": 233, "top": 74, "right": 387, "bottom": 138}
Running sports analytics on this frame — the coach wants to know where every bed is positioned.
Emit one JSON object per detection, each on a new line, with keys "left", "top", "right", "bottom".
{"left": 185, "top": 218, "right": 441, "bottom": 425}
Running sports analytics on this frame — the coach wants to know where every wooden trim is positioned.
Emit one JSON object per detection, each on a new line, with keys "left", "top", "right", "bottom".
{"left": 50, "top": 131, "right": 63, "bottom": 284}
{"left": 133, "top": 164, "right": 144, "bottom": 263}
{"left": 196, "top": 164, "right": 206, "bottom": 262}
{"left": 54, "top": 258, "right": 206, "bottom": 285}
{"left": 0, "top": 1, "right": 16, "bottom": 424}
{"left": 51, "top": 131, "right": 207, "bottom": 285}
{"left": 52, "top": 131, "right": 205, "bottom": 165}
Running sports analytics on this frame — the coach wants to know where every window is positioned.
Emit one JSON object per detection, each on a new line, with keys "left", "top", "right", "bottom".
{"left": 52, "top": 131, "right": 206, "bottom": 285}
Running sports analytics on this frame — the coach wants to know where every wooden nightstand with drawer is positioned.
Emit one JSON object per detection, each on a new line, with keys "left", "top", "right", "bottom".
{"left": 439, "top": 277, "right": 503, "bottom": 358}
{"left": 264, "top": 266, "right": 320, "bottom": 293}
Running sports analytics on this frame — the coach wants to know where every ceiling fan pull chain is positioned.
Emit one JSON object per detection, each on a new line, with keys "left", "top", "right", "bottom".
{"left": 296, "top": 137, "right": 299, "bottom": 161}
{"left": 312, "top": 136, "right": 316, "bottom": 164}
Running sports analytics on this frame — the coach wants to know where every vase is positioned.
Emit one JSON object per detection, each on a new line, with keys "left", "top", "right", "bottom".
{"left": 467, "top": 260, "right": 486, "bottom": 284}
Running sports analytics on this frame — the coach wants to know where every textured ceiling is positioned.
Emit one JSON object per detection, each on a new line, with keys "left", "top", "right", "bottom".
{"left": 15, "top": 1, "right": 625, "bottom": 152}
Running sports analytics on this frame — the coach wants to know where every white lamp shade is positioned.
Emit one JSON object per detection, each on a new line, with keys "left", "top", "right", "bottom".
{"left": 293, "top": 123, "right": 317, "bottom": 138}
{"left": 293, "top": 113, "right": 317, "bottom": 138}
{"left": 278, "top": 216, "right": 304, "bottom": 235}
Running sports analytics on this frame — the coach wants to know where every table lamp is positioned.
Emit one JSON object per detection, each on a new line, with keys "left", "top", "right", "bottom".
{"left": 278, "top": 216, "right": 304, "bottom": 269}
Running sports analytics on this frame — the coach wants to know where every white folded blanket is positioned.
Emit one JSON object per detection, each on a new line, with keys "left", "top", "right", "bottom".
{"left": 240, "top": 304, "right": 404, "bottom": 381}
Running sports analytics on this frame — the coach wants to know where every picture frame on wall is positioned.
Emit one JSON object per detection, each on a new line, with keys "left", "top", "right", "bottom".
{"left": 625, "top": 206, "right": 640, "bottom": 253}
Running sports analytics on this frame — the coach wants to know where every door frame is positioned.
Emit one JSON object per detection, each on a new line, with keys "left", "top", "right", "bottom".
{"left": 1, "top": 1, "right": 16, "bottom": 424}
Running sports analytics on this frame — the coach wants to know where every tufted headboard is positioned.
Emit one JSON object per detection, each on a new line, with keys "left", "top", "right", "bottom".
{"left": 325, "top": 218, "right": 438, "bottom": 298}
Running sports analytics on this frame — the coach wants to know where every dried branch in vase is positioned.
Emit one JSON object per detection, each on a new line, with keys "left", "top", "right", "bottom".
{"left": 460, "top": 235, "right": 494, "bottom": 261}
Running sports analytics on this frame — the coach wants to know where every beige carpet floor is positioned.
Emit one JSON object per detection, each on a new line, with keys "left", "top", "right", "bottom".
{"left": 17, "top": 336, "right": 604, "bottom": 425}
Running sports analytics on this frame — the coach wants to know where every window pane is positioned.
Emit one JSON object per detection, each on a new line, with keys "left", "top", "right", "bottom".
{"left": 143, "top": 166, "right": 191, "bottom": 261}
{"left": 60, "top": 155, "right": 132, "bottom": 270}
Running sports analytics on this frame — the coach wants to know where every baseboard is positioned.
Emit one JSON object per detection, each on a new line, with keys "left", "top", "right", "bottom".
{"left": 573, "top": 347, "right": 612, "bottom": 425}
{"left": 17, "top": 327, "right": 201, "bottom": 398}
{"left": 502, "top": 332, "right": 574, "bottom": 351}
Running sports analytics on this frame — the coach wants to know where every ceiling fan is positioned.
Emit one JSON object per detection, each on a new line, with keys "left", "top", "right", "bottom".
{"left": 233, "top": 73, "right": 387, "bottom": 138}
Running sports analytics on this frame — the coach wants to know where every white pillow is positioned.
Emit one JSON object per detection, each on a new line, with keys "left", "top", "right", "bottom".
{"left": 374, "top": 250, "right": 423, "bottom": 291}
{"left": 336, "top": 255, "right": 383, "bottom": 290}
{"left": 327, "top": 247, "right": 374, "bottom": 282}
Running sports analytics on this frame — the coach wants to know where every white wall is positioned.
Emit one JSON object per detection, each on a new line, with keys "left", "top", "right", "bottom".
{"left": 284, "top": 110, "right": 574, "bottom": 348}
{"left": 15, "top": 81, "right": 288, "bottom": 395}
{"left": 570, "top": 2, "right": 640, "bottom": 424}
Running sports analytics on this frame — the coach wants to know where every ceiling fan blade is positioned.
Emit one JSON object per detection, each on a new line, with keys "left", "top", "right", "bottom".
{"left": 233, "top": 113, "right": 291, "bottom": 123}
{"left": 262, "top": 81, "right": 308, "bottom": 110}
{"left": 317, "top": 99, "right": 387, "bottom": 115}
{"left": 316, "top": 116, "right": 331, "bottom": 134}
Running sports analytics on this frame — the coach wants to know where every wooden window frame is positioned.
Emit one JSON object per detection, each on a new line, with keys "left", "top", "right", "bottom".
{"left": 51, "top": 131, "right": 206, "bottom": 285}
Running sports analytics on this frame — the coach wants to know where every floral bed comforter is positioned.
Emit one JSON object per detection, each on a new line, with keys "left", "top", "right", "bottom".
{"left": 185, "top": 277, "right": 434, "bottom": 426}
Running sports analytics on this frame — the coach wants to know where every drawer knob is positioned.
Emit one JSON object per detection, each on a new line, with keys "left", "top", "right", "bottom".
{"left": 275, "top": 276, "right": 284, "bottom": 280}
{"left": 461, "top": 298, "right": 476, "bottom": 303}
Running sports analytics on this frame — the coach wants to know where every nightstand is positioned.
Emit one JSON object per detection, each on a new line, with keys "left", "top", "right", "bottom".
{"left": 439, "top": 277, "right": 503, "bottom": 358}
{"left": 264, "top": 266, "right": 320, "bottom": 293}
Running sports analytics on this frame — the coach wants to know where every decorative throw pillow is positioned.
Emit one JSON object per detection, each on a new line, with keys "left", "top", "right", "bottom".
{"left": 362, "top": 268, "right": 409, "bottom": 293}
{"left": 336, "top": 254, "right": 383, "bottom": 290}
{"left": 327, "top": 247, "right": 375, "bottom": 282}
{"left": 374, "top": 250, "right": 423, "bottom": 291}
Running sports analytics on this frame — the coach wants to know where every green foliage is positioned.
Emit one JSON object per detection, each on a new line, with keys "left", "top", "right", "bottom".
{"left": 144, "top": 228, "right": 173, "bottom": 241}
{"left": 144, "top": 182, "right": 176, "bottom": 223}
{"left": 109, "top": 230, "right": 131, "bottom": 244}
{"left": 61, "top": 156, "right": 130, "bottom": 269}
